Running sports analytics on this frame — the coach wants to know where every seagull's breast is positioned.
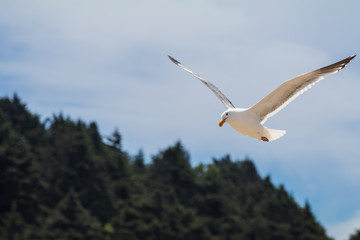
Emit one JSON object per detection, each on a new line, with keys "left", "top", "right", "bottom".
{"left": 227, "top": 110, "right": 264, "bottom": 138}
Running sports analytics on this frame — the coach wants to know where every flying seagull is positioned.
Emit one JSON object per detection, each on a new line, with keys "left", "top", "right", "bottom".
{"left": 168, "top": 54, "right": 356, "bottom": 142}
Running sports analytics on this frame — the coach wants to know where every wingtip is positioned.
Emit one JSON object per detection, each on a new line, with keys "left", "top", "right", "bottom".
{"left": 338, "top": 54, "right": 356, "bottom": 71}
{"left": 168, "top": 55, "right": 181, "bottom": 65}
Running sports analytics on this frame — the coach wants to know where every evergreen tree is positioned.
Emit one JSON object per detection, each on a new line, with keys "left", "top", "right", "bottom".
{"left": 0, "top": 106, "right": 44, "bottom": 223}
{"left": 349, "top": 229, "right": 360, "bottom": 240}
{"left": 0, "top": 95, "right": 341, "bottom": 240}
{"left": 150, "top": 141, "right": 196, "bottom": 203}
{"left": 42, "top": 189, "right": 103, "bottom": 240}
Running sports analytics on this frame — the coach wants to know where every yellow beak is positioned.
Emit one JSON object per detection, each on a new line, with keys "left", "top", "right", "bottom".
{"left": 219, "top": 119, "right": 226, "bottom": 127}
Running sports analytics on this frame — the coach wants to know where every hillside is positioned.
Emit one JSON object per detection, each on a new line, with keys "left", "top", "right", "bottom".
{"left": 0, "top": 95, "right": 332, "bottom": 240}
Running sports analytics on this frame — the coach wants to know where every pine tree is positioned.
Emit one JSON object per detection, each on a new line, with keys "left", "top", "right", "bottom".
{"left": 0, "top": 95, "right": 340, "bottom": 240}
{"left": 42, "top": 189, "right": 103, "bottom": 240}
{"left": 349, "top": 229, "right": 360, "bottom": 240}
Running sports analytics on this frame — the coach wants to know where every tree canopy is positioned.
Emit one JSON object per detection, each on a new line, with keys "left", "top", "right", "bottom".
{"left": 0, "top": 95, "right": 339, "bottom": 239}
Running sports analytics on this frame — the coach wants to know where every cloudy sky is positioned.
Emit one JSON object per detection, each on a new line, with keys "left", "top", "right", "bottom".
{"left": 1, "top": 0, "right": 359, "bottom": 239}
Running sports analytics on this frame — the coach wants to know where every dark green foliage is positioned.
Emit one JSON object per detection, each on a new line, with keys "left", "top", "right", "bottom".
{"left": 0, "top": 95, "right": 337, "bottom": 240}
{"left": 350, "top": 230, "right": 360, "bottom": 240}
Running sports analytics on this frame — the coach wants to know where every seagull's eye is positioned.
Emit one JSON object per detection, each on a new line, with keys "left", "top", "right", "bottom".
{"left": 226, "top": 113, "right": 229, "bottom": 116}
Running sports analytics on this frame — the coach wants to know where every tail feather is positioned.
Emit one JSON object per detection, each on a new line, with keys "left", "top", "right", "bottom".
{"left": 264, "top": 127, "right": 286, "bottom": 141}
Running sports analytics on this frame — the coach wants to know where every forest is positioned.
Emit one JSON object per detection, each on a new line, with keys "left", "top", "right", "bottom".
{"left": 0, "top": 95, "right": 359, "bottom": 240}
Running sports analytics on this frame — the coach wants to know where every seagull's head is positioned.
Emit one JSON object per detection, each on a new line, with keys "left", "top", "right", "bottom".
{"left": 219, "top": 109, "right": 234, "bottom": 127}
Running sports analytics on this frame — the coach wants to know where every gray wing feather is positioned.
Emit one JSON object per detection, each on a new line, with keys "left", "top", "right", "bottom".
{"left": 248, "top": 55, "right": 356, "bottom": 123}
{"left": 168, "top": 55, "right": 235, "bottom": 109}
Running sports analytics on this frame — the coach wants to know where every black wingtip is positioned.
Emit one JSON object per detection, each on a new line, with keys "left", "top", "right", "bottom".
{"left": 341, "top": 54, "right": 356, "bottom": 69}
{"left": 338, "top": 54, "right": 357, "bottom": 71}
{"left": 319, "top": 54, "right": 357, "bottom": 73}
{"left": 168, "top": 55, "right": 181, "bottom": 65}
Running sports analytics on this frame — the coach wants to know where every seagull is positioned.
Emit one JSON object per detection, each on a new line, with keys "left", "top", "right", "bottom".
{"left": 168, "top": 54, "right": 356, "bottom": 142}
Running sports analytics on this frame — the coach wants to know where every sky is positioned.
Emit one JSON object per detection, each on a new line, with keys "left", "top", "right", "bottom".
{"left": 0, "top": 0, "right": 359, "bottom": 239}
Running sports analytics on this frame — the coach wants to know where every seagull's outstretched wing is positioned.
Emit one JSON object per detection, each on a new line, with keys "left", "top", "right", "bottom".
{"left": 168, "top": 55, "right": 235, "bottom": 109}
{"left": 248, "top": 55, "right": 356, "bottom": 124}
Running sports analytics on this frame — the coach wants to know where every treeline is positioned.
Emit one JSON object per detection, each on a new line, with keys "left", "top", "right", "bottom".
{"left": 0, "top": 95, "right": 334, "bottom": 239}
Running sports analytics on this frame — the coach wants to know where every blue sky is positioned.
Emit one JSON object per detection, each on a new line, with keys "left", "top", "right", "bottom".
{"left": 1, "top": 1, "right": 359, "bottom": 239}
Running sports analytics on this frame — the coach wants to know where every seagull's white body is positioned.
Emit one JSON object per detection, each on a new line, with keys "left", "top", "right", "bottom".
{"left": 220, "top": 108, "right": 286, "bottom": 142}
{"left": 168, "top": 55, "right": 356, "bottom": 141}
{"left": 220, "top": 108, "right": 285, "bottom": 142}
